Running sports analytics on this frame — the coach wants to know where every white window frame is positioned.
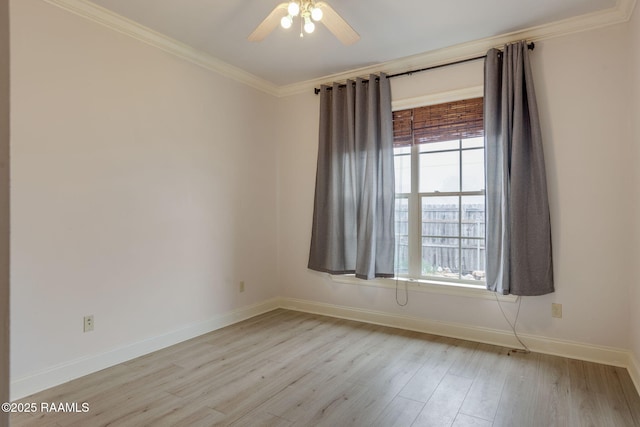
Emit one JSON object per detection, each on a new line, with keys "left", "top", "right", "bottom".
{"left": 396, "top": 140, "right": 485, "bottom": 285}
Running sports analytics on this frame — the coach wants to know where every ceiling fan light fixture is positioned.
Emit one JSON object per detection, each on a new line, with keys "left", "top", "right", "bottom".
{"left": 248, "top": 0, "right": 360, "bottom": 45}
{"left": 287, "top": 1, "right": 300, "bottom": 17}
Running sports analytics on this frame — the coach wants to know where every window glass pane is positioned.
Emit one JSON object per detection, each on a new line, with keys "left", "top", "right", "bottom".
{"left": 461, "top": 148, "right": 484, "bottom": 192}
{"left": 461, "top": 137, "right": 484, "bottom": 149}
{"left": 395, "top": 197, "right": 409, "bottom": 275}
{"left": 461, "top": 196, "right": 485, "bottom": 238}
{"left": 461, "top": 238, "right": 485, "bottom": 280}
{"left": 422, "top": 196, "right": 459, "bottom": 237}
{"left": 419, "top": 140, "right": 459, "bottom": 153}
{"left": 394, "top": 150, "right": 411, "bottom": 193}
{"left": 420, "top": 151, "right": 459, "bottom": 192}
{"left": 422, "top": 237, "right": 460, "bottom": 278}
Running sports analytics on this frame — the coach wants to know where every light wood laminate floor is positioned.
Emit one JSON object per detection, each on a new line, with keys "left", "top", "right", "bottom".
{"left": 11, "top": 309, "right": 640, "bottom": 426}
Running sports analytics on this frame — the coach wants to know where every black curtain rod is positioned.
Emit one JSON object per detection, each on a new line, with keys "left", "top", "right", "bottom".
{"left": 314, "top": 42, "right": 534, "bottom": 95}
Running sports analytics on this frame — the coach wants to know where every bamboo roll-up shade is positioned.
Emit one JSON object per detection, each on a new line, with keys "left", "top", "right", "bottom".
{"left": 393, "top": 97, "right": 484, "bottom": 147}
{"left": 392, "top": 109, "right": 412, "bottom": 147}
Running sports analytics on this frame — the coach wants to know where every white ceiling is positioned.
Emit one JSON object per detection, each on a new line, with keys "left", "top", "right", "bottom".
{"left": 82, "top": 0, "right": 619, "bottom": 87}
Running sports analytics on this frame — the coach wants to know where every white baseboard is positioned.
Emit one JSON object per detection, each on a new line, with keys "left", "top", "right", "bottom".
{"left": 10, "top": 298, "right": 281, "bottom": 400}
{"left": 278, "top": 297, "right": 632, "bottom": 369}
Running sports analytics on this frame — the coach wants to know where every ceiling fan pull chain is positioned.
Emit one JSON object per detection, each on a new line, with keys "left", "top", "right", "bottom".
{"left": 300, "top": 14, "right": 304, "bottom": 37}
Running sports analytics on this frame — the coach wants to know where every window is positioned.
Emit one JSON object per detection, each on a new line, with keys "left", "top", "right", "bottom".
{"left": 393, "top": 97, "right": 485, "bottom": 285}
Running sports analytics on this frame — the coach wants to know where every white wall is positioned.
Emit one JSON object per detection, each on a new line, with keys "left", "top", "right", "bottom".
{"left": 277, "top": 23, "right": 635, "bottom": 350}
{"left": 10, "top": 0, "right": 279, "bottom": 386}
{"left": 630, "top": 3, "right": 640, "bottom": 371}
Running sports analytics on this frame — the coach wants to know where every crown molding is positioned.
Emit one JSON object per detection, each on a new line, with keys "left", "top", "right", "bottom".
{"left": 41, "top": 0, "right": 280, "bottom": 97}
{"left": 41, "top": 0, "right": 635, "bottom": 98}
{"left": 277, "top": 0, "right": 637, "bottom": 97}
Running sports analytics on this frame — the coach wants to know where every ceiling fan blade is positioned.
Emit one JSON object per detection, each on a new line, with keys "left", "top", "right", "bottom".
{"left": 248, "top": 2, "right": 289, "bottom": 42}
{"left": 316, "top": 2, "right": 360, "bottom": 45}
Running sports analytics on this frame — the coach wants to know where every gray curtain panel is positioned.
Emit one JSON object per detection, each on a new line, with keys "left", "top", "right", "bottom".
{"left": 484, "top": 41, "right": 554, "bottom": 296}
{"left": 308, "top": 74, "right": 395, "bottom": 280}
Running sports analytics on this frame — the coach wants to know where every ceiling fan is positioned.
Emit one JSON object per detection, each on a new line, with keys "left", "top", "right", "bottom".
{"left": 248, "top": 1, "right": 360, "bottom": 45}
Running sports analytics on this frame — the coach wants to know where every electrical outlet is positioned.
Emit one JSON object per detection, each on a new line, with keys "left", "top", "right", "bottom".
{"left": 551, "top": 303, "right": 562, "bottom": 319}
{"left": 83, "top": 315, "right": 94, "bottom": 332}
{"left": 239, "top": 281, "right": 245, "bottom": 293}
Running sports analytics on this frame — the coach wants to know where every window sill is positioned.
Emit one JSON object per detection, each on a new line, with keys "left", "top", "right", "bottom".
{"left": 328, "top": 274, "right": 519, "bottom": 302}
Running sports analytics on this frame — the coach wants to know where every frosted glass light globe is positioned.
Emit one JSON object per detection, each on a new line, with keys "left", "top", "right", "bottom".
{"left": 304, "top": 20, "right": 315, "bottom": 33}
{"left": 311, "top": 7, "right": 323, "bottom": 21}
{"left": 280, "top": 15, "right": 292, "bottom": 29}
{"left": 287, "top": 2, "right": 300, "bottom": 16}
